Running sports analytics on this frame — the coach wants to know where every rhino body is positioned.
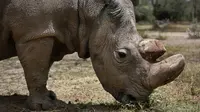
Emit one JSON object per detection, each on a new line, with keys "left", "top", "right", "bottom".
{"left": 0, "top": 0, "right": 185, "bottom": 110}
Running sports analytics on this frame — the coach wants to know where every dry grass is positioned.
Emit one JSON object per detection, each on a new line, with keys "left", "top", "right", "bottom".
{"left": 137, "top": 23, "right": 191, "bottom": 32}
{"left": 0, "top": 26, "right": 200, "bottom": 111}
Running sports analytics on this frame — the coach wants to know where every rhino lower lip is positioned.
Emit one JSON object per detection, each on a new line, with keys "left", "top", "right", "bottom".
{"left": 120, "top": 94, "right": 138, "bottom": 104}
{"left": 121, "top": 95, "right": 132, "bottom": 104}
{"left": 120, "top": 94, "right": 150, "bottom": 105}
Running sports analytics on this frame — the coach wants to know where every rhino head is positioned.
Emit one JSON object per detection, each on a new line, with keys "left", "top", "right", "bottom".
{"left": 87, "top": 0, "right": 185, "bottom": 103}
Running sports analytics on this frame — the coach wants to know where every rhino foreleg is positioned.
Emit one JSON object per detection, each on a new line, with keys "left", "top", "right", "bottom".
{"left": 16, "top": 37, "right": 56, "bottom": 110}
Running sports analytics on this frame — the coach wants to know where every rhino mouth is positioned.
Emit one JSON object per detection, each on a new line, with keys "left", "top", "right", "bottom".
{"left": 120, "top": 94, "right": 137, "bottom": 104}
{"left": 117, "top": 92, "right": 137, "bottom": 104}
{"left": 118, "top": 93, "right": 149, "bottom": 104}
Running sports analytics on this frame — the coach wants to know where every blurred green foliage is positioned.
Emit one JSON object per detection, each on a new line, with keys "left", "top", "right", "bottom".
{"left": 135, "top": 0, "right": 200, "bottom": 22}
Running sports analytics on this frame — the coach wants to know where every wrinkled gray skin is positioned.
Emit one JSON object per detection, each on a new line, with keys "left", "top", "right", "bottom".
{"left": 0, "top": 0, "right": 185, "bottom": 110}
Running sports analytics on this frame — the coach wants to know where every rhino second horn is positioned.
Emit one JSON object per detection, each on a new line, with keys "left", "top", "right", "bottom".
{"left": 138, "top": 39, "right": 166, "bottom": 62}
{"left": 146, "top": 54, "right": 185, "bottom": 89}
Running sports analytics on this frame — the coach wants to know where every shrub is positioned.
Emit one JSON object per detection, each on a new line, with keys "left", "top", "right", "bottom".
{"left": 187, "top": 19, "right": 200, "bottom": 39}
{"left": 135, "top": 5, "right": 155, "bottom": 23}
{"left": 153, "top": 19, "right": 170, "bottom": 30}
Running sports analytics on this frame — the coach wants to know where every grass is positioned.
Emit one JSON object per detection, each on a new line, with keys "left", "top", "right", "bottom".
{"left": 136, "top": 23, "right": 191, "bottom": 32}
{"left": 156, "top": 33, "right": 168, "bottom": 40}
{"left": 138, "top": 30, "right": 168, "bottom": 40}
{"left": 138, "top": 31, "right": 151, "bottom": 39}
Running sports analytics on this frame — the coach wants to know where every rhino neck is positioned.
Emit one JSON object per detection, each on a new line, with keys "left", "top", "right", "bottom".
{"left": 77, "top": 0, "right": 105, "bottom": 59}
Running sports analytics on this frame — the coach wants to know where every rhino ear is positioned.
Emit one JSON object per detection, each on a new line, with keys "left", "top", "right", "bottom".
{"left": 131, "top": 0, "right": 139, "bottom": 6}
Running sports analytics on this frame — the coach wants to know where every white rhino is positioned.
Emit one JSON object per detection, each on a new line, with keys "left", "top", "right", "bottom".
{"left": 0, "top": 0, "right": 185, "bottom": 110}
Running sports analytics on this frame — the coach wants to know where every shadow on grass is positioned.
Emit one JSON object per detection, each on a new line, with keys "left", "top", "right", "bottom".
{"left": 0, "top": 94, "right": 130, "bottom": 112}
{"left": 0, "top": 94, "right": 162, "bottom": 112}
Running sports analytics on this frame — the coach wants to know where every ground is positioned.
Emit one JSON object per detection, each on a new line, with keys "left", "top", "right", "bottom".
{"left": 0, "top": 24, "right": 200, "bottom": 112}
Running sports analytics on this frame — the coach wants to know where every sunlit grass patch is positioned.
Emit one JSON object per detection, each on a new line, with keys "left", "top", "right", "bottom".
{"left": 136, "top": 23, "right": 190, "bottom": 32}
{"left": 156, "top": 33, "right": 168, "bottom": 40}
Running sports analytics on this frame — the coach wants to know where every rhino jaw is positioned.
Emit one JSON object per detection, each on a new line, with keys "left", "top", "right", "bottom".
{"left": 146, "top": 54, "right": 185, "bottom": 89}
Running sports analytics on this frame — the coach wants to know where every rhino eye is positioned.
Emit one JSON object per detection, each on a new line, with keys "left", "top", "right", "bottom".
{"left": 117, "top": 50, "right": 127, "bottom": 58}
{"left": 114, "top": 49, "right": 128, "bottom": 62}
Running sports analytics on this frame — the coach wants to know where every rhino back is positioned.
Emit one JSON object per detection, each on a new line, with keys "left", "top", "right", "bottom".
{"left": 1, "top": 0, "right": 105, "bottom": 60}
{"left": 5, "top": 0, "right": 79, "bottom": 53}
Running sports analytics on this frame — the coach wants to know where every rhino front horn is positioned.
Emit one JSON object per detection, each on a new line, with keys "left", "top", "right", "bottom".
{"left": 138, "top": 39, "right": 166, "bottom": 62}
{"left": 146, "top": 54, "right": 185, "bottom": 89}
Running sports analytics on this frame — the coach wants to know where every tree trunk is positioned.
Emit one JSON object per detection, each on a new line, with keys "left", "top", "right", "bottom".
{"left": 193, "top": 0, "right": 198, "bottom": 22}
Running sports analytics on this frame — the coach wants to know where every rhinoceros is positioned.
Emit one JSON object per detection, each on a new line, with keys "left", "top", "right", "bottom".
{"left": 0, "top": 0, "right": 185, "bottom": 110}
